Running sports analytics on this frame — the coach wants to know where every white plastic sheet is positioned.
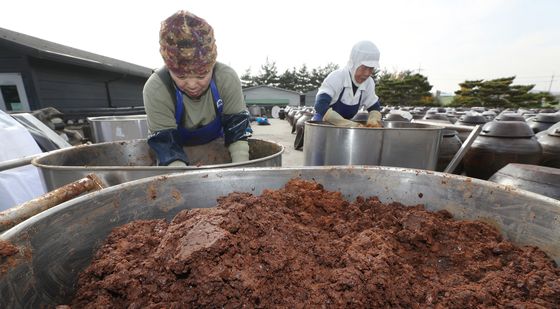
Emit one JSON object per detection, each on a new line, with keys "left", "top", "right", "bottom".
{"left": 0, "top": 111, "right": 47, "bottom": 211}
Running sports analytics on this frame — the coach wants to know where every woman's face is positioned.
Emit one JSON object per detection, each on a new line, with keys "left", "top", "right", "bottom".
{"left": 353, "top": 65, "right": 375, "bottom": 84}
{"left": 170, "top": 69, "right": 213, "bottom": 98}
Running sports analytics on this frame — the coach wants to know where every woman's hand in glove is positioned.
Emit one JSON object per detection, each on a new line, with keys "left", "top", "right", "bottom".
{"left": 366, "top": 110, "right": 383, "bottom": 128}
{"left": 323, "top": 109, "right": 363, "bottom": 127}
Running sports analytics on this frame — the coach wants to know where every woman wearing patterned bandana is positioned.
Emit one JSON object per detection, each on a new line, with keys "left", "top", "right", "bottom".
{"left": 143, "top": 10, "right": 251, "bottom": 166}
{"left": 312, "top": 41, "right": 383, "bottom": 128}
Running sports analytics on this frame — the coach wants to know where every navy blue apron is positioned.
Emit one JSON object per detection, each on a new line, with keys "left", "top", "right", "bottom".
{"left": 331, "top": 88, "right": 363, "bottom": 119}
{"left": 174, "top": 79, "right": 224, "bottom": 146}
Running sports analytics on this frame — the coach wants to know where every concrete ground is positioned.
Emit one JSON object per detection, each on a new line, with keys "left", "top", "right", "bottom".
{"left": 250, "top": 118, "right": 304, "bottom": 167}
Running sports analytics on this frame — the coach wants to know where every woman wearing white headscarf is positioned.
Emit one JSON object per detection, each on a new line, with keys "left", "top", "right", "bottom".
{"left": 312, "top": 41, "right": 382, "bottom": 127}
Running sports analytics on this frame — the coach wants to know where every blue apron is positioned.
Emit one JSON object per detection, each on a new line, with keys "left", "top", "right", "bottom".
{"left": 331, "top": 88, "right": 363, "bottom": 119}
{"left": 174, "top": 79, "right": 224, "bottom": 146}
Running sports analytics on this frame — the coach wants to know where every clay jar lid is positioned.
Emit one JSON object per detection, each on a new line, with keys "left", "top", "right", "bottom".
{"left": 442, "top": 129, "right": 459, "bottom": 137}
{"left": 495, "top": 113, "right": 525, "bottom": 121}
{"left": 548, "top": 127, "right": 560, "bottom": 137}
{"left": 534, "top": 113, "right": 560, "bottom": 123}
{"left": 385, "top": 113, "right": 409, "bottom": 121}
{"left": 457, "top": 114, "right": 487, "bottom": 125}
{"left": 480, "top": 121, "right": 535, "bottom": 137}
{"left": 423, "top": 113, "right": 451, "bottom": 123}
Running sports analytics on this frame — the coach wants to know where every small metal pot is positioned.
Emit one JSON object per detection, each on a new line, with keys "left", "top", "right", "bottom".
{"left": 87, "top": 115, "right": 148, "bottom": 143}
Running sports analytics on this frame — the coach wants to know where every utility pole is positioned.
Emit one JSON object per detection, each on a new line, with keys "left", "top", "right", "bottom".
{"left": 548, "top": 74, "right": 555, "bottom": 92}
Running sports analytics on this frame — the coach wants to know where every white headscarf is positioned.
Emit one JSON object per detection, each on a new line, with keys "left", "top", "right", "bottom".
{"left": 347, "top": 41, "right": 380, "bottom": 86}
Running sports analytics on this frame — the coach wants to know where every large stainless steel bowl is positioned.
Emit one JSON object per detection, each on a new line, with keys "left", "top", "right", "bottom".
{"left": 1, "top": 166, "right": 559, "bottom": 307}
{"left": 304, "top": 121, "right": 443, "bottom": 170}
{"left": 32, "top": 138, "right": 284, "bottom": 190}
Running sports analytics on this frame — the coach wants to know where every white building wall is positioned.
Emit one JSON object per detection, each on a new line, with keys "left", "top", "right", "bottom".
{"left": 243, "top": 87, "right": 301, "bottom": 106}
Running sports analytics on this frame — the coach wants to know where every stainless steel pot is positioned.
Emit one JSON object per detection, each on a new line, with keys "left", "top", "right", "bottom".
{"left": 87, "top": 115, "right": 148, "bottom": 143}
{"left": 1, "top": 166, "right": 559, "bottom": 307}
{"left": 303, "top": 121, "right": 443, "bottom": 170}
{"left": 32, "top": 138, "right": 284, "bottom": 190}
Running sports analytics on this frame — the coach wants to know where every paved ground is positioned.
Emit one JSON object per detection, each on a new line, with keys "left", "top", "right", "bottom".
{"left": 250, "top": 118, "right": 304, "bottom": 167}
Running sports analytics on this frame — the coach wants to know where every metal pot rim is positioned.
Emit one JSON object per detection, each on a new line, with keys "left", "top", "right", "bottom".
{"left": 31, "top": 138, "right": 285, "bottom": 170}
{"left": 87, "top": 115, "right": 147, "bottom": 122}
{"left": 306, "top": 121, "right": 444, "bottom": 130}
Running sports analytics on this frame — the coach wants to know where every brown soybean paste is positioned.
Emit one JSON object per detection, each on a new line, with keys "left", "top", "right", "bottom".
{"left": 70, "top": 179, "right": 560, "bottom": 308}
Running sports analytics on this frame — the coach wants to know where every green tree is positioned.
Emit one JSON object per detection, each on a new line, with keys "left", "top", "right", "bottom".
{"left": 450, "top": 76, "right": 559, "bottom": 108}
{"left": 533, "top": 91, "right": 559, "bottom": 108}
{"left": 240, "top": 68, "right": 257, "bottom": 88}
{"left": 242, "top": 61, "right": 339, "bottom": 92}
{"left": 253, "top": 58, "right": 280, "bottom": 87}
{"left": 294, "top": 65, "right": 312, "bottom": 93}
{"left": 277, "top": 68, "right": 298, "bottom": 90}
{"left": 309, "top": 63, "right": 339, "bottom": 92}
{"left": 375, "top": 70, "right": 435, "bottom": 106}
{"left": 451, "top": 80, "right": 484, "bottom": 107}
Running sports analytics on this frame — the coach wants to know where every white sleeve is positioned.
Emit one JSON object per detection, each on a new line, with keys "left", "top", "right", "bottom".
{"left": 361, "top": 80, "right": 379, "bottom": 109}
{"left": 316, "top": 71, "right": 343, "bottom": 101}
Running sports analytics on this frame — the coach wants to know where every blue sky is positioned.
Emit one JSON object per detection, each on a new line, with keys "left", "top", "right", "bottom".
{"left": 3, "top": 0, "right": 560, "bottom": 93}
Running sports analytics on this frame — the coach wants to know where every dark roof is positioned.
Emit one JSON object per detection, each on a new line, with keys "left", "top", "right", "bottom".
{"left": 0, "top": 27, "right": 153, "bottom": 77}
{"left": 243, "top": 85, "right": 302, "bottom": 95}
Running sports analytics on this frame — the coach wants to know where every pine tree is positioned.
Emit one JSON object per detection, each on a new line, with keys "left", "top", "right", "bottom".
{"left": 240, "top": 69, "right": 257, "bottom": 88}
{"left": 253, "top": 58, "right": 280, "bottom": 87}
{"left": 451, "top": 76, "right": 559, "bottom": 108}
{"left": 277, "top": 68, "right": 298, "bottom": 91}
{"left": 376, "top": 70, "right": 434, "bottom": 106}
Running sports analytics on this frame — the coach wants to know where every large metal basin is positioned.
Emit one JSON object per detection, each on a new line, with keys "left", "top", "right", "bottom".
{"left": 1, "top": 166, "right": 559, "bottom": 307}
{"left": 304, "top": 121, "right": 443, "bottom": 170}
{"left": 87, "top": 115, "right": 148, "bottom": 143}
{"left": 32, "top": 138, "right": 283, "bottom": 190}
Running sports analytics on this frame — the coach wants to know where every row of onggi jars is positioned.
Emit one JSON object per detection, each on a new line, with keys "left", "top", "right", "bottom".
{"left": 282, "top": 105, "right": 560, "bottom": 180}
{"left": 461, "top": 112, "right": 560, "bottom": 179}
{"left": 382, "top": 107, "right": 560, "bottom": 179}
{"left": 381, "top": 106, "right": 560, "bottom": 177}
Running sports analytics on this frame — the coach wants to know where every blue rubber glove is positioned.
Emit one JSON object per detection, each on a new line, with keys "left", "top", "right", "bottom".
{"left": 147, "top": 129, "right": 189, "bottom": 166}
{"left": 222, "top": 110, "right": 251, "bottom": 146}
{"left": 311, "top": 113, "right": 323, "bottom": 121}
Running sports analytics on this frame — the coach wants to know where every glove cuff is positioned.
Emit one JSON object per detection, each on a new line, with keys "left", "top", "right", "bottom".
{"left": 228, "top": 140, "right": 250, "bottom": 163}
{"left": 324, "top": 109, "right": 362, "bottom": 127}
{"left": 367, "top": 110, "right": 382, "bottom": 126}
{"left": 168, "top": 160, "right": 188, "bottom": 167}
